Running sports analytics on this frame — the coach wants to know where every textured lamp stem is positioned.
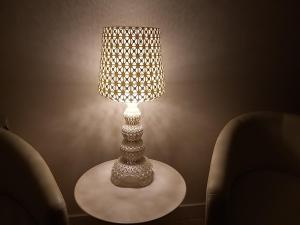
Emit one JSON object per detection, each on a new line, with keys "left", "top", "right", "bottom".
{"left": 111, "top": 103, "right": 154, "bottom": 188}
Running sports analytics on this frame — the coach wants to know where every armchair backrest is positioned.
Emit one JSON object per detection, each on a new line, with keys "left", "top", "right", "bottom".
{"left": 206, "top": 112, "right": 300, "bottom": 225}
{"left": 0, "top": 128, "right": 69, "bottom": 225}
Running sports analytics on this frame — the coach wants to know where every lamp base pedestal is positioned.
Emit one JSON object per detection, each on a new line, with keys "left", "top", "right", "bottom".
{"left": 111, "top": 157, "right": 153, "bottom": 188}
{"left": 111, "top": 103, "right": 154, "bottom": 188}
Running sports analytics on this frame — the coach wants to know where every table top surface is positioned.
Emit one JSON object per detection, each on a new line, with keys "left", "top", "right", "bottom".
{"left": 74, "top": 159, "right": 186, "bottom": 224}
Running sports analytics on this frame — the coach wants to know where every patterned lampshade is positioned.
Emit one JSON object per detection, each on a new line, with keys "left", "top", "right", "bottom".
{"left": 98, "top": 26, "right": 165, "bottom": 103}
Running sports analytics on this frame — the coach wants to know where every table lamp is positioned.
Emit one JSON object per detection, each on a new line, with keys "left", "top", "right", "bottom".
{"left": 98, "top": 26, "right": 165, "bottom": 188}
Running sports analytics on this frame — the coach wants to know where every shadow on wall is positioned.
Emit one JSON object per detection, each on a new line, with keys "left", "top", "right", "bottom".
{"left": 54, "top": 100, "right": 124, "bottom": 155}
{"left": 49, "top": 84, "right": 216, "bottom": 171}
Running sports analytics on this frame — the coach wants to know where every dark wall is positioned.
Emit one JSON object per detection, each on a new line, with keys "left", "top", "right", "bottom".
{"left": 0, "top": 0, "right": 298, "bottom": 215}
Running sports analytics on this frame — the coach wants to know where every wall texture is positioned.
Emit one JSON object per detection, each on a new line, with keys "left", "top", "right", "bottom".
{"left": 0, "top": 0, "right": 298, "bottom": 215}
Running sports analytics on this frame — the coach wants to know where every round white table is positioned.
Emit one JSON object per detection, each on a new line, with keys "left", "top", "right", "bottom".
{"left": 74, "top": 159, "right": 186, "bottom": 224}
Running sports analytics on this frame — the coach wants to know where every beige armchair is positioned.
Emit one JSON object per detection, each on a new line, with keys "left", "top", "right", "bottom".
{"left": 206, "top": 112, "right": 300, "bottom": 225}
{"left": 0, "top": 126, "right": 68, "bottom": 225}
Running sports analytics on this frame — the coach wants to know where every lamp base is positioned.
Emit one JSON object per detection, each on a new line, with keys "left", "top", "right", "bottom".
{"left": 111, "top": 156, "right": 153, "bottom": 188}
{"left": 111, "top": 103, "right": 154, "bottom": 188}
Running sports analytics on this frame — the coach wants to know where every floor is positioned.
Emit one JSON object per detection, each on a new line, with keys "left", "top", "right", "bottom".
{"left": 70, "top": 204, "right": 205, "bottom": 225}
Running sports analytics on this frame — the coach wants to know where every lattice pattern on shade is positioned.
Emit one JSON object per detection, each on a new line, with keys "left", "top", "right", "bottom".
{"left": 98, "top": 26, "right": 165, "bottom": 103}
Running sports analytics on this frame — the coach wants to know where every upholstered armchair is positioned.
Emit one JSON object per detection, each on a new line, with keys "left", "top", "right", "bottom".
{"left": 0, "top": 123, "right": 68, "bottom": 225}
{"left": 206, "top": 112, "right": 300, "bottom": 225}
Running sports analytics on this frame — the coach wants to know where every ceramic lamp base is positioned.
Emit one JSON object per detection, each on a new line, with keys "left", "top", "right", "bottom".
{"left": 111, "top": 103, "right": 154, "bottom": 188}
{"left": 111, "top": 157, "right": 153, "bottom": 188}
